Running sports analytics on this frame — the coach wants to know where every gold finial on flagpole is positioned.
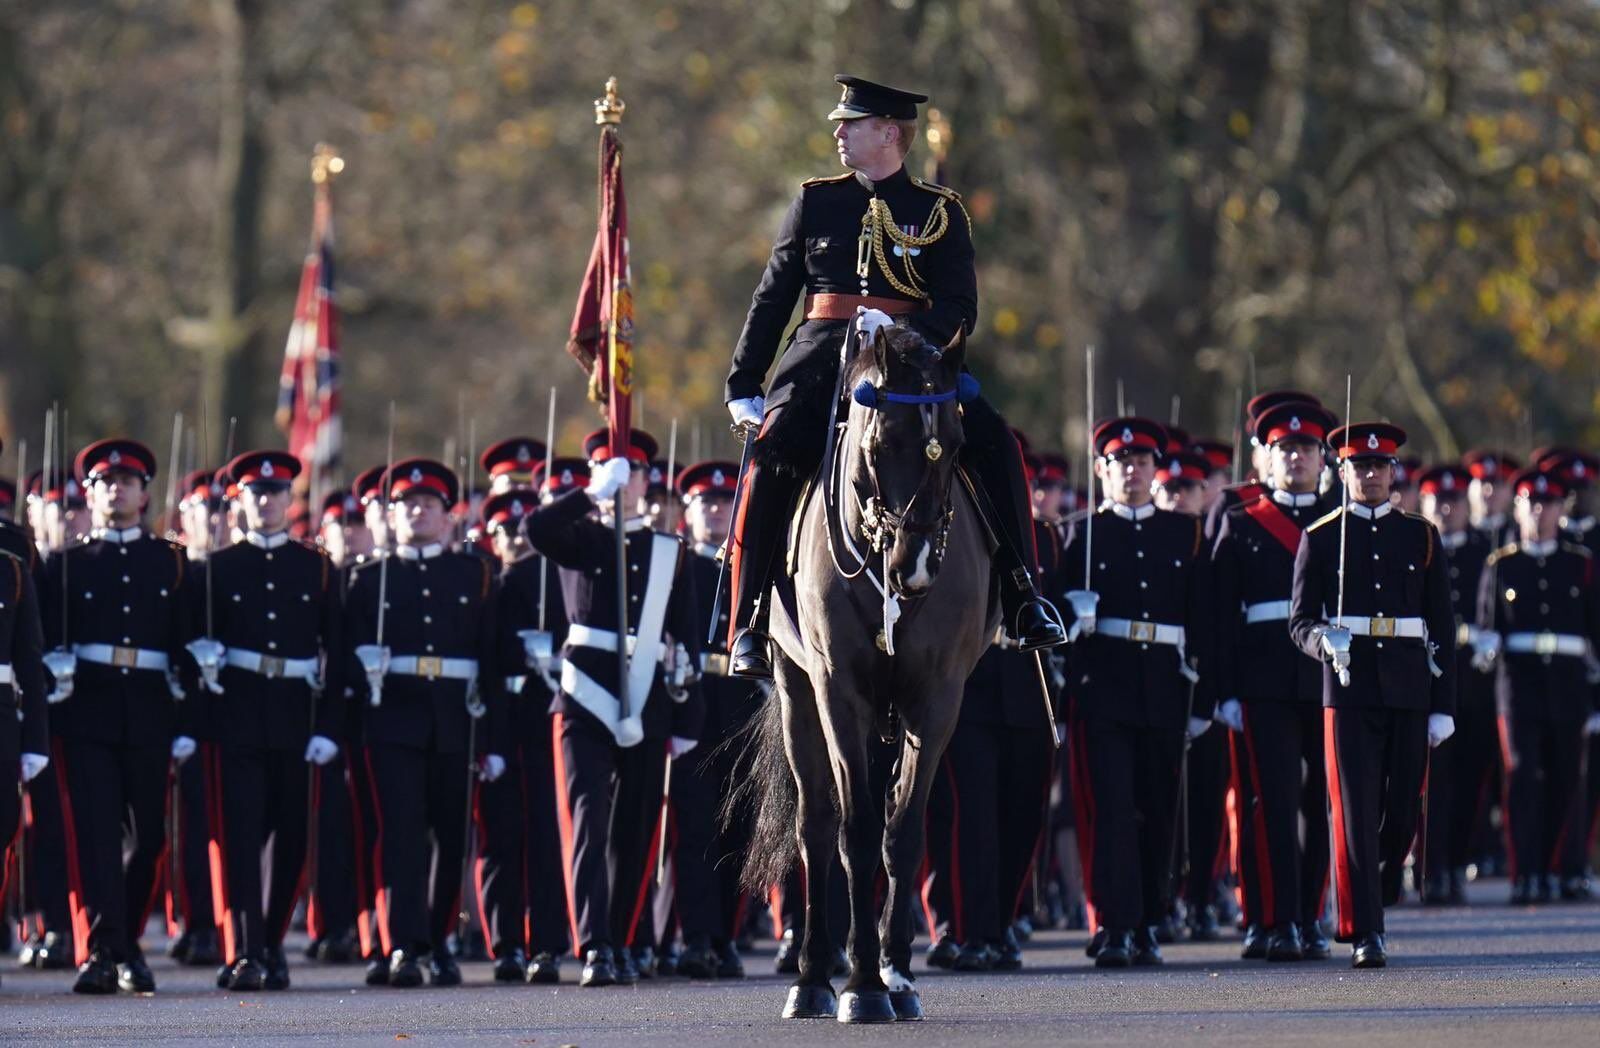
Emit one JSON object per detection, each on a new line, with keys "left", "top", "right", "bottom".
{"left": 311, "top": 142, "right": 345, "bottom": 184}
{"left": 594, "top": 77, "right": 625, "bottom": 126}
{"left": 925, "top": 108, "right": 951, "bottom": 162}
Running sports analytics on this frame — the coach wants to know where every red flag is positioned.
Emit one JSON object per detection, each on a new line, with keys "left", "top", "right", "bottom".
{"left": 567, "top": 125, "right": 633, "bottom": 454}
{"left": 275, "top": 175, "right": 342, "bottom": 478}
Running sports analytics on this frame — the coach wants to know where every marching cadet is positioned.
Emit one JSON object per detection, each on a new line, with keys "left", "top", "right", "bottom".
{"left": 1289, "top": 422, "right": 1457, "bottom": 968}
{"left": 1393, "top": 457, "right": 1422, "bottom": 513}
{"left": 345, "top": 457, "right": 506, "bottom": 989}
{"left": 1062, "top": 417, "right": 1211, "bottom": 968}
{"left": 477, "top": 484, "right": 573, "bottom": 984}
{"left": 1204, "top": 390, "right": 1323, "bottom": 539}
{"left": 353, "top": 464, "right": 391, "bottom": 554}
{"left": 480, "top": 436, "right": 547, "bottom": 497}
{"left": 521, "top": 428, "right": 704, "bottom": 988}
{"left": 1414, "top": 464, "right": 1498, "bottom": 905}
{"left": 1154, "top": 451, "right": 1213, "bottom": 517}
{"left": 1475, "top": 466, "right": 1600, "bottom": 904}
{"left": 722, "top": 74, "right": 1063, "bottom": 683}
{"left": 42, "top": 439, "right": 198, "bottom": 994}
{"left": 316, "top": 489, "right": 369, "bottom": 567}
{"left": 197, "top": 451, "right": 344, "bottom": 991}
{"left": 1212, "top": 402, "right": 1339, "bottom": 962}
{"left": 1463, "top": 449, "right": 1519, "bottom": 548}
{"left": 1193, "top": 440, "right": 1235, "bottom": 516}
{"left": 0, "top": 442, "right": 50, "bottom": 990}
{"left": 165, "top": 469, "right": 224, "bottom": 970}
{"left": 665, "top": 460, "right": 756, "bottom": 979}
{"left": 26, "top": 468, "right": 90, "bottom": 555}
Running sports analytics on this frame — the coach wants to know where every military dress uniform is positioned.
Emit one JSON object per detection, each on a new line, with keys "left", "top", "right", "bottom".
{"left": 477, "top": 486, "right": 574, "bottom": 984}
{"left": 1211, "top": 402, "right": 1339, "bottom": 962}
{"left": 1062, "top": 418, "right": 1210, "bottom": 967}
{"left": 1, "top": 543, "right": 50, "bottom": 988}
{"left": 344, "top": 458, "right": 504, "bottom": 988}
{"left": 1289, "top": 424, "right": 1456, "bottom": 967}
{"left": 1414, "top": 467, "right": 1498, "bottom": 904}
{"left": 1476, "top": 468, "right": 1600, "bottom": 902}
{"left": 196, "top": 451, "right": 344, "bottom": 990}
{"left": 521, "top": 430, "right": 704, "bottom": 987}
{"left": 723, "top": 75, "right": 1061, "bottom": 680}
{"left": 42, "top": 439, "right": 197, "bottom": 994}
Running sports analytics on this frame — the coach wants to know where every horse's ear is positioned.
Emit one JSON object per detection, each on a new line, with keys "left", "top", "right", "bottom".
{"left": 942, "top": 328, "right": 966, "bottom": 375}
{"left": 872, "top": 325, "right": 891, "bottom": 377}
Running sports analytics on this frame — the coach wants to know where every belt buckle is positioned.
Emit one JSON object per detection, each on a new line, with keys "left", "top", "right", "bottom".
{"left": 1368, "top": 617, "right": 1396, "bottom": 638}
{"left": 1535, "top": 632, "right": 1558, "bottom": 656}
{"left": 704, "top": 653, "right": 729, "bottom": 676}
{"left": 259, "top": 655, "right": 285, "bottom": 678}
{"left": 112, "top": 646, "right": 139, "bottom": 669}
{"left": 416, "top": 655, "right": 443, "bottom": 680}
{"left": 1129, "top": 622, "right": 1157, "bottom": 643}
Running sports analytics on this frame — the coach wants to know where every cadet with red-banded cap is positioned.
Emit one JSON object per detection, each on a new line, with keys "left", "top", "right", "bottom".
{"left": 195, "top": 450, "right": 344, "bottom": 991}
{"left": 1289, "top": 421, "right": 1456, "bottom": 968}
{"left": 1475, "top": 466, "right": 1600, "bottom": 905}
{"left": 1414, "top": 464, "right": 1498, "bottom": 905}
{"left": 1062, "top": 417, "right": 1212, "bottom": 968}
{"left": 41, "top": 439, "right": 199, "bottom": 994}
{"left": 1204, "top": 390, "right": 1325, "bottom": 540}
{"left": 1463, "top": 449, "right": 1520, "bottom": 548}
{"left": 351, "top": 464, "right": 391, "bottom": 558}
{"left": 521, "top": 427, "right": 704, "bottom": 987}
{"left": 24, "top": 468, "right": 89, "bottom": 557}
{"left": 479, "top": 437, "right": 547, "bottom": 498}
{"left": 1211, "top": 401, "right": 1339, "bottom": 963}
{"left": 344, "top": 457, "right": 507, "bottom": 989}
{"left": 316, "top": 490, "right": 368, "bottom": 567}
{"left": 1154, "top": 451, "right": 1213, "bottom": 518}
{"left": 476, "top": 486, "right": 573, "bottom": 985}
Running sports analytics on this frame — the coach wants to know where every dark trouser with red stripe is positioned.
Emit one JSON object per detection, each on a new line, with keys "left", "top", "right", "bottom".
{"left": 1323, "top": 706, "right": 1427, "bottom": 940}
{"left": 922, "top": 721, "right": 1053, "bottom": 946}
{"left": 365, "top": 742, "right": 470, "bottom": 956}
{"left": 1559, "top": 733, "right": 1600, "bottom": 879}
{"left": 206, "top": 745, "right": 309, "bottom": 962}
{"left": 1183, "top": 724, "right": 1230, "bottom": 911}
{"left": 56, "top": 737, "right": 168, "bottom": 961}
{"left": 1071, "top": 714, "right": 1184, "bottom": 932}
{"left": 1227, "top": 727, "right": 1263, "bottom": 926}
{"left": 22, "top": 754, "right": 75, "bottom": 938}
{"left": 1502, "top": 704, "right": 1587, "bottom": 881}
{"left": 172, "top": 755, "right": 215, "bottom": 932}
{"left": 728, "top": 394, "right": 1039, "bottom": 644}
{"left": 478, "top": 710, "right": 569, "bottom": 958}
{"left": 309, "top": 753, "right": 363, "bottom": 944}
{"left": 1426, "top": 685, "right": 1499, "bottom": 872}
{"left": 671, "top": 728, "right": 753, "bottom": 949}
{"left": 558, "top": 710, "right": 665, "bottom": 954}
{"left": 1238, "top": 699, "right": 1329, "bottom": 928}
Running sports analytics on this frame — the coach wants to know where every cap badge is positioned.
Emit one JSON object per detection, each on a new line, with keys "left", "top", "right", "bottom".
{"left": 260, "top": 460, "right": 274, "bottom": 478}
{"left": 1289, "top": 415, "right": 1302, "bottom": 432}
{"left": 1576, "top": 462, "right": 1588, "bottom": 478}
{"left": 1441, "top": 474, "right": 1455, "bottom": 491}
{"left": 1367, "top": 433, "right": 1380, "bottom": 450}
{"left": 410, "top": 467, "right": 423, "bottom": 483}
{"left": 511, "top": 500, "right": 525, "bottom": 516}
{"left": 712, "top": 469, "right": 726, "bottom": 486}
{"left": 1536, "top": 476, "right": 1549, "bottom": 493}
{"left": 108, "top": 450, "right": 122, "bottom": 465}
{"left": 516, "top": 444, "right": 531, "bottom": 464}
{"left": 1121, "top": 427, "right": 1134, "bottom": 444}
{"left": 560, "top": 469, "right": 573, "bottom": 484}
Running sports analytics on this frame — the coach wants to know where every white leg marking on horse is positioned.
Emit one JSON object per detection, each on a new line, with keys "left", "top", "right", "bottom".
{"left": 879, "top": 963, "right": 914, "bottom": 993}
{"left": 905, "top": 542, "right": 932, "bottom": 590}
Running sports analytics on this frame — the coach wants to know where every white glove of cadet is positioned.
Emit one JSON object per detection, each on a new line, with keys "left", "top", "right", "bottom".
{"left": 1215, "top": 698, "right": 1244, "bottom": 733}
{"left": 171, "top": 736, "right": 197, "bottom": 763}
{"left": 727, "top": 396, "right": 765, "bottom": 433}
{"left": 1187, "top": 716, "right": 1212, "bottom": 740}
{"left": 1064, "top": 590, "right": 1099, "bottom": 643}
{"left": 1427, "top": 713, "right": 1456, "bottom": 749}
{"left": 479, "top": 753, "right": 507, "bottom": 782}
{"left": 20, "top": 753, "right": 49, "bottom": 783}
{"left": 584, "top": 457, "right": 634, "bottom": 502}
{"left": 1584, "top": 712, "right": 1600, "bottom": 737}
{"left": 669, "top": 736, "right": 698, "bottom": 759}
{"left": 304, "top": 735, "right": 340, "bottom": 765}
{"left": 854, "top": 305, "right": 896, "bottom": 340}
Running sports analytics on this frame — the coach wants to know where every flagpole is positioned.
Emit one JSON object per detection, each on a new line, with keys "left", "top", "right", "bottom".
{"left": 597, "top": 78, "right": 633, "bottom": 729}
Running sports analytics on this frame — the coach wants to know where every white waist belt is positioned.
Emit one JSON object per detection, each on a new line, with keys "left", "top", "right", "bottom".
{"left": 225, "top": 648, "right": 318, "bottom": 680}
{"left": 0, "top": 664, "right": 12, "bottom": 685}
{"left": 1504, "top": 632, "right": 1589, "bottom": 658}
{"left": 1245, "top": 600, "right": 1292, "bottom": 624}
{"left": 387, "top": 655, "right": 477, "bottom": 681}
{"left": 505, "top": 675, "right": 527, "bottom": 693}
{"left": 1338, "top": 616, "right": 1426, "bottom": 639}
{"left": 74, "top": 643, "right": 169, "bottom": 672}
{"left": 1097, "top": 618, "right": 1186, "bottom": 646}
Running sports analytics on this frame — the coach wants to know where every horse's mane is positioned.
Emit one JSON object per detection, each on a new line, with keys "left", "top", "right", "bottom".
{"left": 847, "top": 324, "right": 943, "bottom": 388}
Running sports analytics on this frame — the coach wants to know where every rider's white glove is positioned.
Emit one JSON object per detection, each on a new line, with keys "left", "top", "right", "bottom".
{"left": 1215, "top": 698, "right": 1244, "bottom": 733}
{"left": 1427, "top": 713, "right": 1456, "bottom": 749}
{"left": 727, "top": 396, "right": 765, "bottom": 432}
{"left": 171, "top": 736, "right": 197, "bottom": 763}
{"left": 303, "top": 735, "right": 340, "bottom": 765}
{"left": 854, "top": 306, "right": 896, "bottom": 340}
{"left": 584, "top": 457, "right": 633, "bottom": 501}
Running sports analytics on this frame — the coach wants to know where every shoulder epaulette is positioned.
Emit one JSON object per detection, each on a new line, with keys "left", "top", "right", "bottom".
{"left": 909, "top": 174, "right": 961, "bottom": 201}
{"left": 1306, "top": 507, "right": 1343, "bottom": 533}
{"left": 1484, "top": 543, "right": 1519, "bottom": 566}
{"left": 801, "top": 172, "right": 854, "bottom": 188}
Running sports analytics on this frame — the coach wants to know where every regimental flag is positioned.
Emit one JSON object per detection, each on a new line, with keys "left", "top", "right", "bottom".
{"left": 566, "top": 123, "right": 633, "bottom": 454}
{"left": 275, "top": 169, "right": 342, "bottom": 480}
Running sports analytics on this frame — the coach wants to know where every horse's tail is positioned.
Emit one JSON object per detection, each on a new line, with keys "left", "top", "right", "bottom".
{"left": 722, "top": 688, "right": 799, "bottom": 894}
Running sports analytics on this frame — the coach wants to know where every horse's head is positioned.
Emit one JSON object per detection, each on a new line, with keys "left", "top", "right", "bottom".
{"left": 845, "top": 323, "right": 977, "bottom": 598}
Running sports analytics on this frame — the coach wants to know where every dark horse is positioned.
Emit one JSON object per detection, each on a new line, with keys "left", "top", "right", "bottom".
{"left": 736, "top": 322, "right": 997, "bottom": 1022}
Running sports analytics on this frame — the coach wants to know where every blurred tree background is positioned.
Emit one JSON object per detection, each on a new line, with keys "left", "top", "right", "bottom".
{"left": 4, "top": 0, "right": 1600, "bottom": 482}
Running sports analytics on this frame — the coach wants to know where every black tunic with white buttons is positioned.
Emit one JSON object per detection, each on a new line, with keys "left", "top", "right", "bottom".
{"left": 1476, "top": 540, "right": 1600, "bottom": 721}
{"left": 0, "top": 549, "right": 48, "bottom": 756}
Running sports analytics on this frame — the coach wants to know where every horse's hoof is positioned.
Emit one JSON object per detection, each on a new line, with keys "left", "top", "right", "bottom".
{"left": 782, "top": 984, "right": 837, "bottom": 1019}
{"left": 837, "top": 989, "right": 897, "bottom": 1024}
{"left": 890, "top": 989, "right": 924, "bottom": 1021}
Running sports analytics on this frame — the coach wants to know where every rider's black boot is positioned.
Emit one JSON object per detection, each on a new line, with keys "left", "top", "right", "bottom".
{"left": 727, "top": 457, "right": 795, "bottom": 680}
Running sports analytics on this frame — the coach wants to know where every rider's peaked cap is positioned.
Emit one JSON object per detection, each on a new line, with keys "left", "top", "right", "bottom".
{"left": 828, "top": 76, "right": 928, "bottom": 122}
